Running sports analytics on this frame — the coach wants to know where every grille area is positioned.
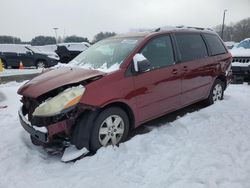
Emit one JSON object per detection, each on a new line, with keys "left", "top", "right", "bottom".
{"left": 232, "top": 57, "right": 250, "bottom": 63}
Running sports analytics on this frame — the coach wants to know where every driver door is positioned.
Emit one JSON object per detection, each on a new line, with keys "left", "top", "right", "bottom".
{"left": 133, "top": 35, "right": 182, "bottom": 123}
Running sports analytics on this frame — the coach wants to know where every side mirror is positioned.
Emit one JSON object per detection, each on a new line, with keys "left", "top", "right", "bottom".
{"left": 133, "top": 53, "right": 150, "bottom": 73}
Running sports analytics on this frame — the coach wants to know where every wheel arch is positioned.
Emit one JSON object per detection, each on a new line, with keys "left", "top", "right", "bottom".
{"left": 216, "top": 74, "right": 227, "bottom": 90}
{"left": 102, "top": 101, "right": 135, "bottom": 131}
{"left": 72, "top": 102, "right": 135, "bottom": 151}
{"left": 205, "top": 75, "right": 226, "bottom": 100}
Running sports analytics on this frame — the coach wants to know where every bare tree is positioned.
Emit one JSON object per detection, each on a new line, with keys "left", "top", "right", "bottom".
{"left": 215, "top": 17, "right": 250, "bottom": 42}
{"left": 92, "top": 32, "right": 116, "bottom": 43}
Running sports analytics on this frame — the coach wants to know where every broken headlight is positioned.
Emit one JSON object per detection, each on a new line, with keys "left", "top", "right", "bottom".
{"left": 33, "top": 85, "right": 85, "bottom": 117}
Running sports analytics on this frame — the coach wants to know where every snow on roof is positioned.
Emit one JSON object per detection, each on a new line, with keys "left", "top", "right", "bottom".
{"left": 224, "top": 41, "right": 236, "bottom": 46}
{"left": 57, "top": 43, "right": 89, "bottom": 51}
{"left": 0, "top": 44, "right": 30, "bottom": 53}
{"left": 242, "top": 38, "right": 250, "bottom": 42}
{"left": 33, "top": 45, "right": 57, "bottom": 53}
{"left": 130, "top": 25, "right": 215, "bottom": 34}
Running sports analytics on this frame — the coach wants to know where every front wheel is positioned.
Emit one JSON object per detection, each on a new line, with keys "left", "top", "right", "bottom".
{"left": 90, "top": 107, "right": 130, "bottom": 152}
{"left": 205, "top": 79, "right": 224, "bottom": 105}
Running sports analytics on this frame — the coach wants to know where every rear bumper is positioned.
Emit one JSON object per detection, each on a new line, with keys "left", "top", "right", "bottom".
{"left": 18, "top": 107, "right": 48, "bottom": 143}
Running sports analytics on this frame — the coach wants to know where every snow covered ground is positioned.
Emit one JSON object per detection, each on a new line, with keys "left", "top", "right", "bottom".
{"left": 0, "top": 69, "right": 42, "bottom": 77}
{"left": 1, "top": 82, "right": 250, "bottom": 188}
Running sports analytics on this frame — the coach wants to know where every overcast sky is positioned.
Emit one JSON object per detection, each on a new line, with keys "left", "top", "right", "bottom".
{"left": 1, "top": 0, "right": 249, "bottom": 41}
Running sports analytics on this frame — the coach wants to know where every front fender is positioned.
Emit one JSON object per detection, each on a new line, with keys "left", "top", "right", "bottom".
{"left": 71, "top": 109, "right": 100, "bottom": 150}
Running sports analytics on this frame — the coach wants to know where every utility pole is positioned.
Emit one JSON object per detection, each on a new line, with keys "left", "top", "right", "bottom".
{"left": 53, "top": 27, "right": 59, "bottom": 44}
{"left": 221, "top": 9, "right": 227, "bottom": 40}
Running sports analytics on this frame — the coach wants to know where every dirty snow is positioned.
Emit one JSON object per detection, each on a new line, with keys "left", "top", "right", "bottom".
{"left": 1, "top": 82, "right": 250, "bottom": 188}
{"left": 0, "top": 69, "right": 42, "bottom": 77}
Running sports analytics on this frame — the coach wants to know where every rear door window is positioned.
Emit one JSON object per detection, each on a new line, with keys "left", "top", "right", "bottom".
{"left": 175, "top": 33, "right": 208, "bottom": 62}
{"left": 203, "top": 34, "right": 227, "bottom": 55}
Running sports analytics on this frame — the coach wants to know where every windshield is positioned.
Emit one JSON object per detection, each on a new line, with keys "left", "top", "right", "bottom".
{"left": 67, "top": 37, "right": 143, "bottom": 72}
{"left": 238, "top": 40, "right": 250, "bottom": 49}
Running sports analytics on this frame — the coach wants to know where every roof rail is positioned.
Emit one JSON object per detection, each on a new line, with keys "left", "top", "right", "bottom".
{"left": 179, "top": 25, "right": 214, "bottom": 31}
{"left": 154, "top": 25, "right": 214, "bottom": 32}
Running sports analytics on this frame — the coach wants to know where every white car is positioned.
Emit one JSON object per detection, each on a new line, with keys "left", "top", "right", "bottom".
{"left": 224, "top": 41, "right": 236, "bottom": 49}
{"left": 230, "top": 38, "right": 250, "bottom": 82}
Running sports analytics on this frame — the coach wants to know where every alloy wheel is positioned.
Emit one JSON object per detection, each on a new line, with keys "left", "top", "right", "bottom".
{"left": 37, "top": 62, "right": 45, "bottom": 68}
{"left": 98, "top": 115, "right": 125, "bottom": 146}
{"left": 212, "top": 83, "right": 223, "bottom": 102}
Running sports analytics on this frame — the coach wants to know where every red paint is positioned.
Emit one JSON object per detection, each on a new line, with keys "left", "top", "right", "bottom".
{"left": 18, "top": 30, "right": 232, "bottom": 132}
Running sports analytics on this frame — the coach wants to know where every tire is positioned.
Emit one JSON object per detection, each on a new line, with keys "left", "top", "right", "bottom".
{"left": 36, "top": 61, "right": 46, "bottom": 69}
{"left": 90, "top": 107, "right": 130, "bottom": 152}
{"left": 205, "top": 79, "right": 224, "bottom": 105}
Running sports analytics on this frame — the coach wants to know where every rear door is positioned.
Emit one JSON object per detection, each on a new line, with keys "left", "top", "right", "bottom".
{"left": 174, "top": 33, "right": 213, "bottom": 106}
{"left": 203, "top": 33, "right": 231, "bottom": 81}
{"left": 133, "top": 35, "right": 182, "bottom": 123}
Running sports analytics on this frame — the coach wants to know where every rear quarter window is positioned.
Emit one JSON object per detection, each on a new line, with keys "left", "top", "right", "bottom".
{"left": 175, "top": 33, "right": 208, "bottom": 62}
{"left": 203, "top": 34, "right": 227, "bottom": 56}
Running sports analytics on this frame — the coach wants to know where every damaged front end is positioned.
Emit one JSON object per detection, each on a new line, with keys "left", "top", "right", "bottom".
{"left": 18, "top": 84, "right": 97, "bottom": 161}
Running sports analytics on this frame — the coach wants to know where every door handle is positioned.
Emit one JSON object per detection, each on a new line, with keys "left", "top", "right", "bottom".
{"left": 172, "top": 69, "right": 178, "bottom": 74}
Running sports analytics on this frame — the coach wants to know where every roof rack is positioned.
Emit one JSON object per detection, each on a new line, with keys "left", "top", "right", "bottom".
{"left": 154, "top": 25, "right": 214, "bottom": 32}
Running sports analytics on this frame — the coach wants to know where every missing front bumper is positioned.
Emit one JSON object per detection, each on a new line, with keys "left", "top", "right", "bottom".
{"left": 18, "top": 107, "right": 48, "bottom": 143}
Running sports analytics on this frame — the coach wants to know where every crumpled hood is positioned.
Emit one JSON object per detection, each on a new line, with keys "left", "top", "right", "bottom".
{"left": 230, "top": 48, "right": 250, "bottom": 57}
{"left": 18, "top": 67, "right": 105, "bottom": 98}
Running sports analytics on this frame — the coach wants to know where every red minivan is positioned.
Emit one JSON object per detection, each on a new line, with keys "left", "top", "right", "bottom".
{"left": 18, "top": 28, "right": 232, "bottom": 161}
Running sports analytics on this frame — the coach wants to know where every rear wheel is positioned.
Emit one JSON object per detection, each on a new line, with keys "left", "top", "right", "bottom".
{"left": 205, "top": 79, "right": 224, "bottom": 105}
{"left": 90, "top": 107, "right": 130, "bottom": 152}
